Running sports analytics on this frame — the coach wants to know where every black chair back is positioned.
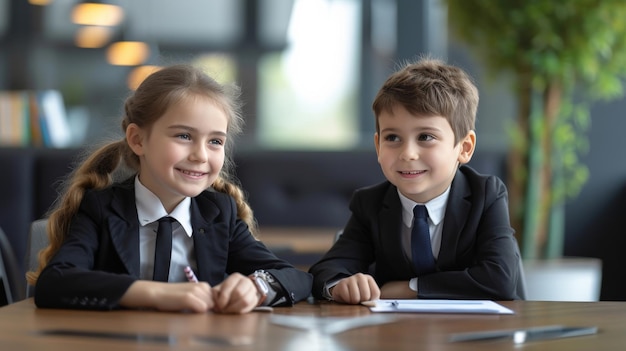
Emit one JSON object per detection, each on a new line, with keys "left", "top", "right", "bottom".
{"left": 0, "top": 227, "right": 25, "bottom": 305}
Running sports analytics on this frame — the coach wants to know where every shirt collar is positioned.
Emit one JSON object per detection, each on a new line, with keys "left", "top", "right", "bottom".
{"left": 398, "top": 187, "right": 450, "bottom": 227}
{"left": 135, "top": 176, "right": 193, "bottom": 237}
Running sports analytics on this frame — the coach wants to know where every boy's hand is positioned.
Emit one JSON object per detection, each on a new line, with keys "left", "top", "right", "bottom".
{"left": 331, "top": 273, "right": 380, "bottom": 304}
{"left": 211, "top": 273, "right": 260, "bottom": 314}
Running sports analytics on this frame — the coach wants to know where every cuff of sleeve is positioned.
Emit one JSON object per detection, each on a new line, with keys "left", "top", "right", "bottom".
{"left": 251, "top": 270, "right": 280, "bottom": 306}
{"left": 322, "top": 279, "right": 342, "bottom": 300}
{"left": 409, "top": 277, "right": 418, "bottom": 292}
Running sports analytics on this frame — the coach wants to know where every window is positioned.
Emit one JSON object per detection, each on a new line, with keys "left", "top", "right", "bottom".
{"left": 257, "top": 0, "right": 362, "bottom": 150}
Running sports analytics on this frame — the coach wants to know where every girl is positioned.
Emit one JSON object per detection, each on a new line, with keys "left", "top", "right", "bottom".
{"left": 27, "top": 65, "right": 312, "bottom": 313}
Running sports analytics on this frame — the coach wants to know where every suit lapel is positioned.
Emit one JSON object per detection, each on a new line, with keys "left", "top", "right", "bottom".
{"left": 379, "top": 185, "right": 415, "bottom": 274}
{"left": 438, "top": 169, "right": 471, "bottom": 266}
{"left": 189, "top": 194, "right": 225, "bottom": 284}
{"left": 108, "top": 179, "right": 141, "bottom": 278}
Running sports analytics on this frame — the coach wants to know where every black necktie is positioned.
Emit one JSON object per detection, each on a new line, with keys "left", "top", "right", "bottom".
{"left": 153, "top": 217, "right": 175, "bottom": 282}
{"left": 411, "top": 205, "right": 435, "bottom": 275}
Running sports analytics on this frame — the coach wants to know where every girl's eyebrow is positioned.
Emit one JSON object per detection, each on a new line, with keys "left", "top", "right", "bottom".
{"left": 168, "top": 124, "right": 227, "bottom": 137}
{"left": 379, "top": 127, "right": 400, "bottom": 134}
{"left": 167, "top": 124, "right": 195, "bottom": 131}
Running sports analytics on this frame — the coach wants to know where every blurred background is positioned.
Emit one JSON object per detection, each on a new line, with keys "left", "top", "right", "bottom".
{"left": 1, "top": 0, "right": 512, "bottom": 152}
{"left": 1, "top": 0, "right": 626, "bottom": 301}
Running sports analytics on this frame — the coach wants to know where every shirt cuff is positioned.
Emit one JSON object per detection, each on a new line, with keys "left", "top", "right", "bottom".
{"left": 409, "top": 277, "right": 418, "bottom": 292}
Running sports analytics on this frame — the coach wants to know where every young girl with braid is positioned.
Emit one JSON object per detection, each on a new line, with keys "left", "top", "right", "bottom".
{"left": 27, "top": 65, "right": 312, "bottom": 313}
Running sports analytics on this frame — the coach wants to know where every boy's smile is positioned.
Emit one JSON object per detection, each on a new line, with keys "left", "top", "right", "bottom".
{"left": 374, "top": 105, "right": 475, "bottom": 204}
{"left": 398, "top": 170, "right": 427, "bottom": 177}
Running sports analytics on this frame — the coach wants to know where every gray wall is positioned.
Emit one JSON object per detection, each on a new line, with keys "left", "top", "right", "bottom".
{"left": 564, "top": 99, "right": 626, "bottom": 300}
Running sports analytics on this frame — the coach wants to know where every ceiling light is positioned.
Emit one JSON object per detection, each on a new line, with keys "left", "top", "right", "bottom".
{"left": 28, "top": 0, "right": 53, "bottom": 5}
{"left": 72, "top": 2, "right": 124, "bottom": 26}
{"left": 106, "top": 41, "right": 151, "bottom": 66}
{"left": 127, "top": 66, "right": 162, "bottom": 90}
{"left": 74, "top": 26, "right": 113, "bottom": 48}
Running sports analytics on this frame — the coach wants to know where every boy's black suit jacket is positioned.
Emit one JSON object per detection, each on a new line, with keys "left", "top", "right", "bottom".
{"left": 310, "top": 165, "right": 522, "bottom": 300}
{"left": 35, "top": 178, "right": 312, "bottom": 310}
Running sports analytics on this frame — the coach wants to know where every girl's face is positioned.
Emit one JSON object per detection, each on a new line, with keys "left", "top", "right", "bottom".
{"left": 127, "top": 95, "right": 228, "bottom": 212}
{"left": 374, "top": 105, "right": 475, "bottom": 203}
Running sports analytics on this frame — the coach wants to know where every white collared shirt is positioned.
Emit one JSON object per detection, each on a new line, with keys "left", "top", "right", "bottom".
{"left": 397, "top": 187, "right": 450, "bottom": 261}
{"left": 135, "top": 176, "right": 196, "bottom": 282}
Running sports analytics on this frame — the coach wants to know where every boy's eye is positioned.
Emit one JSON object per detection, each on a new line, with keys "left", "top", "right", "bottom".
{"left": 418, "top": 134, "right": 434, "bottom": 141}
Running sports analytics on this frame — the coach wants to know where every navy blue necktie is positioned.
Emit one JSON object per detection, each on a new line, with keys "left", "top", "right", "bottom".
{"left": 153, "top": 217, "right": 175, "bottom": 282}
{"left": 411, "top": 205, "right": 435, "bottom": 275}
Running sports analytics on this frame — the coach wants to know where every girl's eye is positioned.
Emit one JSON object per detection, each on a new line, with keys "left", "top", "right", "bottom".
{"left": 209, "top": 138, "right": 224, "bottom": 146}
{"left": 383, "top": 134, "right": 400, "bottom": 142}
{"left": 176, "top": 133, "right": 191, "bottom": 140}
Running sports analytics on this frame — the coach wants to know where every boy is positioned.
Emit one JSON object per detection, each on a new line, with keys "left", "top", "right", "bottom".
{"left": 309, "top": 58, "right": 522, "bottom": 304}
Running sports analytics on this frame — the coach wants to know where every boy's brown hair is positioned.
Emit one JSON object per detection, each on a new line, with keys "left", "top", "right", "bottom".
{"left": 372, "top": 57, "right": 479, "bottom": 144}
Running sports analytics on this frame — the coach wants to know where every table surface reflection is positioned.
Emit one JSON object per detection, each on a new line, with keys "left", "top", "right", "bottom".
{"left": 0, "top": 298, "right": 624, "bottom": 351}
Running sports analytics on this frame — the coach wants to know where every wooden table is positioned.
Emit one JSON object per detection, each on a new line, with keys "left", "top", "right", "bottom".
{"left": 0, "top": 298, "right": 624, "bottom": 350}
{"left": 257, "top": 227, "right": 337, "bottom": 270}
{"left": 257, "top": 227, "right": 336, "bottom": 254}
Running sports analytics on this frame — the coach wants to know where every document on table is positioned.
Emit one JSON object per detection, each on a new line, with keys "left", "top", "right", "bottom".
{"left": 364, "top": 299, "right": 514, "bottom": 314}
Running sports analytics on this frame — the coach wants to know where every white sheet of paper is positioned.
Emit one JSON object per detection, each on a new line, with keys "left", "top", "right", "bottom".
{"left": 366, "top": 299, "right": 514, "bottom": 314}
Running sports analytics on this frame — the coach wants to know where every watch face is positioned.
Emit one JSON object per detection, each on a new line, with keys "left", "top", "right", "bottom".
{"left": 255, "top": 277, "right": 269, "bottom": 295}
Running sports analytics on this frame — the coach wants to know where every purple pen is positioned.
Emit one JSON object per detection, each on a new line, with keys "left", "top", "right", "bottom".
{"left": 184, "top": 266, "right": 199, "bottom": 283}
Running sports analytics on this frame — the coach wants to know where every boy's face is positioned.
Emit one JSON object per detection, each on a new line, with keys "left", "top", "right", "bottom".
{"left": 374, "top": 105, "right": 475, "bottom": 203}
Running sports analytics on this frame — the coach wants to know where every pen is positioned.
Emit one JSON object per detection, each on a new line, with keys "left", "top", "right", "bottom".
{"left": 448, "top": 325, "right": 598, "bottom": 343}
{"left": 360, "top": 300, "right": 399, "bottom": 308}
{"left": 184, "top": 266, "right": 198, "bottom": 283}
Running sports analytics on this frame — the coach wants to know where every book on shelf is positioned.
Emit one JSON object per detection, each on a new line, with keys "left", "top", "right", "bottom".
{"left": 0, "top": 89, "right": 71, "bottom": 147}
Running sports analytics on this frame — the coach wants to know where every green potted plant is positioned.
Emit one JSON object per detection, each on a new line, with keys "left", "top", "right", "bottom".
{"left": 446, "top": 1, "right": 626, "bottom": 258}
{"left": 445, "top": 1, "right": 626, "bottom": 300}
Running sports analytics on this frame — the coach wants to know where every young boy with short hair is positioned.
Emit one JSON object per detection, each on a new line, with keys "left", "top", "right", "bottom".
{"left": 309, "top": 57, "right": 522, "bottom": 304}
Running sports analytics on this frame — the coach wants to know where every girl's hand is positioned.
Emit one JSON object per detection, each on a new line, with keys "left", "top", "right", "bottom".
{"left": 211, "top": 273, "right": 261, "bottom": 314}
{"left": 121, "top": 281, "right": 214, "bottom": 313}
{"left": 331, "top": 273, "right": 380, "bottom": 304}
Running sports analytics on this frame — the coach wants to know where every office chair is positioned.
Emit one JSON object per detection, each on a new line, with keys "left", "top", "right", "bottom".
{"left": 513, "top": 239, "right": 528, "bottom": 300}
{"left": 25, "top": 219, "right": 49, "bottom": 298}
{"left": 335, "top": 229, "right": 528, "bottom": 300}
{"left": 0, "top": 226, "right": 25, "bottom": 305}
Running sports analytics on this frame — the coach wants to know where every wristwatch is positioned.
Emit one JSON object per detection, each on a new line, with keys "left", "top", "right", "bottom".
{"left": 249, "top": 270, "right": 271, "bottom": 306}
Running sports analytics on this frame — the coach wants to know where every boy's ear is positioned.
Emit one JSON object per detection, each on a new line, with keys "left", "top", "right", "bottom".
{"left": 126, "top": 123, "right": 146, "bottom": 156}
{"left": 457, "top": 130, "right": 476, "bottom": 164}
{"left": 373, "top": 132, "right": 381, "bottom": 160}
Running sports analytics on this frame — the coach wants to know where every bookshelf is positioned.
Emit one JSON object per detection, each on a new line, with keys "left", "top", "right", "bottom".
{"left": 0, "top": 90, "right": 71, "bottom": 147}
